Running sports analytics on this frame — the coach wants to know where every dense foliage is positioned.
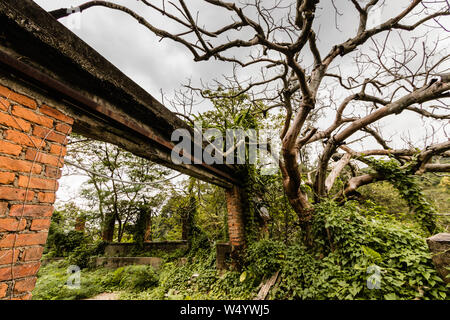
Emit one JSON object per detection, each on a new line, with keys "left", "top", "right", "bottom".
{"left": 364, "top": 157, "right": 439, "bottom": 234}
{"left": 33, "top": 260, "right": 159, "bottom": 300}
{"left": 45, "top": 210, "right": 88, "bottom": 257}
{"left": 35, "top": 200, "right": 448, "bottom": 300}
{"left": 255, "top": 201, "right": 447, "bottom": 300}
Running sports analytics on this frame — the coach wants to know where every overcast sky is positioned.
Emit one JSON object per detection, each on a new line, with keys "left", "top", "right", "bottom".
{"left": 32, "top": 1, "right": 448, "bottom": 129}
{"left": 31, "top": 0, "right": 449, "bottom": 204}
{"left": 32, "top": 1, "right": 437, "bottom": 108}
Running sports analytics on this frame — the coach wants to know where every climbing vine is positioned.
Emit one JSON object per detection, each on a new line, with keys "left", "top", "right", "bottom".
{"left": 364, "top": 157, "right": 438, "bottom": 234}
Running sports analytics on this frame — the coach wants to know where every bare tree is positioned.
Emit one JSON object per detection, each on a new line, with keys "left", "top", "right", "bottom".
{"left": 53, "top": 0, "right": 450, "bottom": 244}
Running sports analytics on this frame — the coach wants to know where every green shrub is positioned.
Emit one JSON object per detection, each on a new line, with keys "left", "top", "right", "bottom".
{"left": 32, "top": 260, "right": 109, "bottom": 300}
{"left": 68, "top": 241, "right": 107, "bottom": 269}
{"left": 269, "top": 201, "right": 448, "bottom": 300}
{"left": 110, "top": 265, "right": 159, "bottom": 291}
{"left": 245, "top": 240, "right": 287, "bottom": 280}
{"left": 46, "top": 229, "right": 86, "bottom": 257}
{"left": 33, "top": 262, "right": 158, "bottom": 300}
{"left": 34, "top": 200, "right": 448, "bottom": 300}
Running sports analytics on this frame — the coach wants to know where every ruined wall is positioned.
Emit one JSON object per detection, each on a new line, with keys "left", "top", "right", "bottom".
{"left": 0, "top": 84, "right": 72, "bottom": 300}
{"left": 427, "top": 233, "right": 450, "bottom": 284}
{"left": 104, "top": 241, "right": 189, "bottom": 257}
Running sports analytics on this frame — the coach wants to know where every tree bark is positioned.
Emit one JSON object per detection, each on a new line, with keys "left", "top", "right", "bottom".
{"left": 144, "top": 210, "right": 153, "bottom": 242}
{"left": 102, "top": 212, "right": 115, "bottom": 242}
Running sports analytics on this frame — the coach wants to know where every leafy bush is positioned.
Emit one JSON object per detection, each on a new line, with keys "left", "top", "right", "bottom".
{"left": 103, "top": 265, "right": 159, "bottom": 291}
{"left": 245, "top": 240, "right": 287, "bottom": 280}
{"left": 32, "top": 260, "right": 109, "bottom": 300}
{"left": 46, "top": 228, "right": 86, "bottom": 257}
{"left": 33, "top": 261, "right": 158, "bottom": 300}
{"left": 68, "top": 241, "right": 107, "bottom": 269}
{"left": 268, "top": 201, "right": 448, "bottom": 300}
{"left": 152, "top": 250, "right": 257, "bottom": 300}
{"left": 365, "top": 158, "right": 439, "bottom": 234}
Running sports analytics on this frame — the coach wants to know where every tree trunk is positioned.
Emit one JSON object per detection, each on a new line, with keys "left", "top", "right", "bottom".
{"left": 102, "top": 212, "right": 115, "bottom": 242}
{"left": 117, "top": 215, "right": 123, "bottom": 242}
{"left": 181, "top": 205, "right": 193, "bottom": 242}
{"left": 144, "top": 211, "right": 152, "bottom": 242}
{"left": 279, "top": 105, "right": 316, "bottom": 247}
{"left": 279, "top": 155, "right": 314, "bottom": 247}
{"left": 182, "top": 178, "right": 197, "bottom": 243}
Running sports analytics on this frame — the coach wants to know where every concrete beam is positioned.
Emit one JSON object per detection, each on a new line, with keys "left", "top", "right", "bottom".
{"left": 0, "top": 0, "right": 238, "bottom": 188}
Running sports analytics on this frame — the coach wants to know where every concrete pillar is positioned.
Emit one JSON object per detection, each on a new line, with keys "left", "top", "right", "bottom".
{"left": 0, "top": 84, "right": 73, "bottom": 300}
{"left": 225, "top": 185, "right": 246, "bottom": 269}
{"left": 216, "top": 242, "right": 232, "bottom": 270}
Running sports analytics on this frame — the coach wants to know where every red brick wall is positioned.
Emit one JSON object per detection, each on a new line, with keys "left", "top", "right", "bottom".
{"left": 225, "top": 185, "right": 245, "bottom": 248}
{"left": 0, "top": 84, "right": 73, "bottom": 300}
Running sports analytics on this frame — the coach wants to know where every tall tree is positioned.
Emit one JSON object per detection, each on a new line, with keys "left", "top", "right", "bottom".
{"left": 56, "top": 1, "right": 450, "bottom": 244}
{"left": 65, "top": 136, "right": 170, "bottom": 242}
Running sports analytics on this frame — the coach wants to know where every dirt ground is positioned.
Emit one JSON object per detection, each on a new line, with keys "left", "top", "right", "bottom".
{"left": 84, "top": 292, "right": 119, "bottom": 300}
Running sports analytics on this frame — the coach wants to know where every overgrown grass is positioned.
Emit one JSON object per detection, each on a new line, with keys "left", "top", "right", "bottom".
{"left": 33, "top": 248, "right": 259, "bottom": 300}
{"left": 32, "top": 260, "right": 159, "bottom": 300}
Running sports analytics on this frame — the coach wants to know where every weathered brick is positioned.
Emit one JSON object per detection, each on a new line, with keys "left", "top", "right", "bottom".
{"left": 0, "top": 172, "right": 15, "bottom": 184}
{"left": 0, "top": 249, "right": 19, "bottom": 265}
{"left": 0, "top": 282, "right": 7, "bottom": 298}
{"left": 0, "top": 97, "right": 10, "bottom": 111}
{"left": 225, "top": 186, "right": 245, "bottom": 247}
{"left": 0, "top": 187, "right": 34, "bottom": 201}
{"left": 49, "top": 144, "right": 67, "bottom": 157}
{"left": 39, "top": 105, "right": 73, "bottom": 124}
{"left": 30, "top": 219, "right": 51, "bottom": 231}
{"left": 12, "top": 105, "right": 53, "bottom": 128}
{"left": 0, "top": 156, "right": 42, "bottom": 174}
{"left": 13, "top": 277, "right": 37, "bottom": 294}
{"left": 0, "top": 86, "right": 37, "bottom": 109}
{"left": 55, "top": 123, "right": 72, "bottom": 134}
{"left": 9, "top": 204, "right": 53, "bottom": 217}
{"left": 25, "top": 149, "right": 63, "bottom": 167}
{"left": 0, "top": 140, "right": 22, "bottom": 156}
{"left": 4, "top": 130, "right": 44, "bottom": 148}
{"left": 0, "top": 202, "right": 7, "bottom": 216}
{"left": 23, "top": 246, "right": 44, "bottom": 262}
{"left": 0, "top": 262, "right": 41, "bottom": 281}
{"left": 0, "top": 234, "right": 15, "bottom": 249}
{"left": 18, "top": 176, "right": 58, "bottom": 191}
{"left": 0, "top": 218, "right": 26, "bottom": 232}
{"left": 0, "top": 233, "right": 48, "bottom": 248}
{"left": 37, "top": 192, "right": 56, "bottom": 203}
{"left": 12, "top": 292, "right": 32, "bottom": 300}
{"left": 45, "top": 166, "right": 62, "bottom": 179}
{"left": 0, "top": 112, "right": 31, "bottom": 132}
{"left": 33, "top": 126, "right": 67, "bottom": 144}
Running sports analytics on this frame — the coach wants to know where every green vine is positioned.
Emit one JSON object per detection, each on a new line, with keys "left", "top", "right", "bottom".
{"left": 364, "top": 157, "right": 438, "bottom": 234}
